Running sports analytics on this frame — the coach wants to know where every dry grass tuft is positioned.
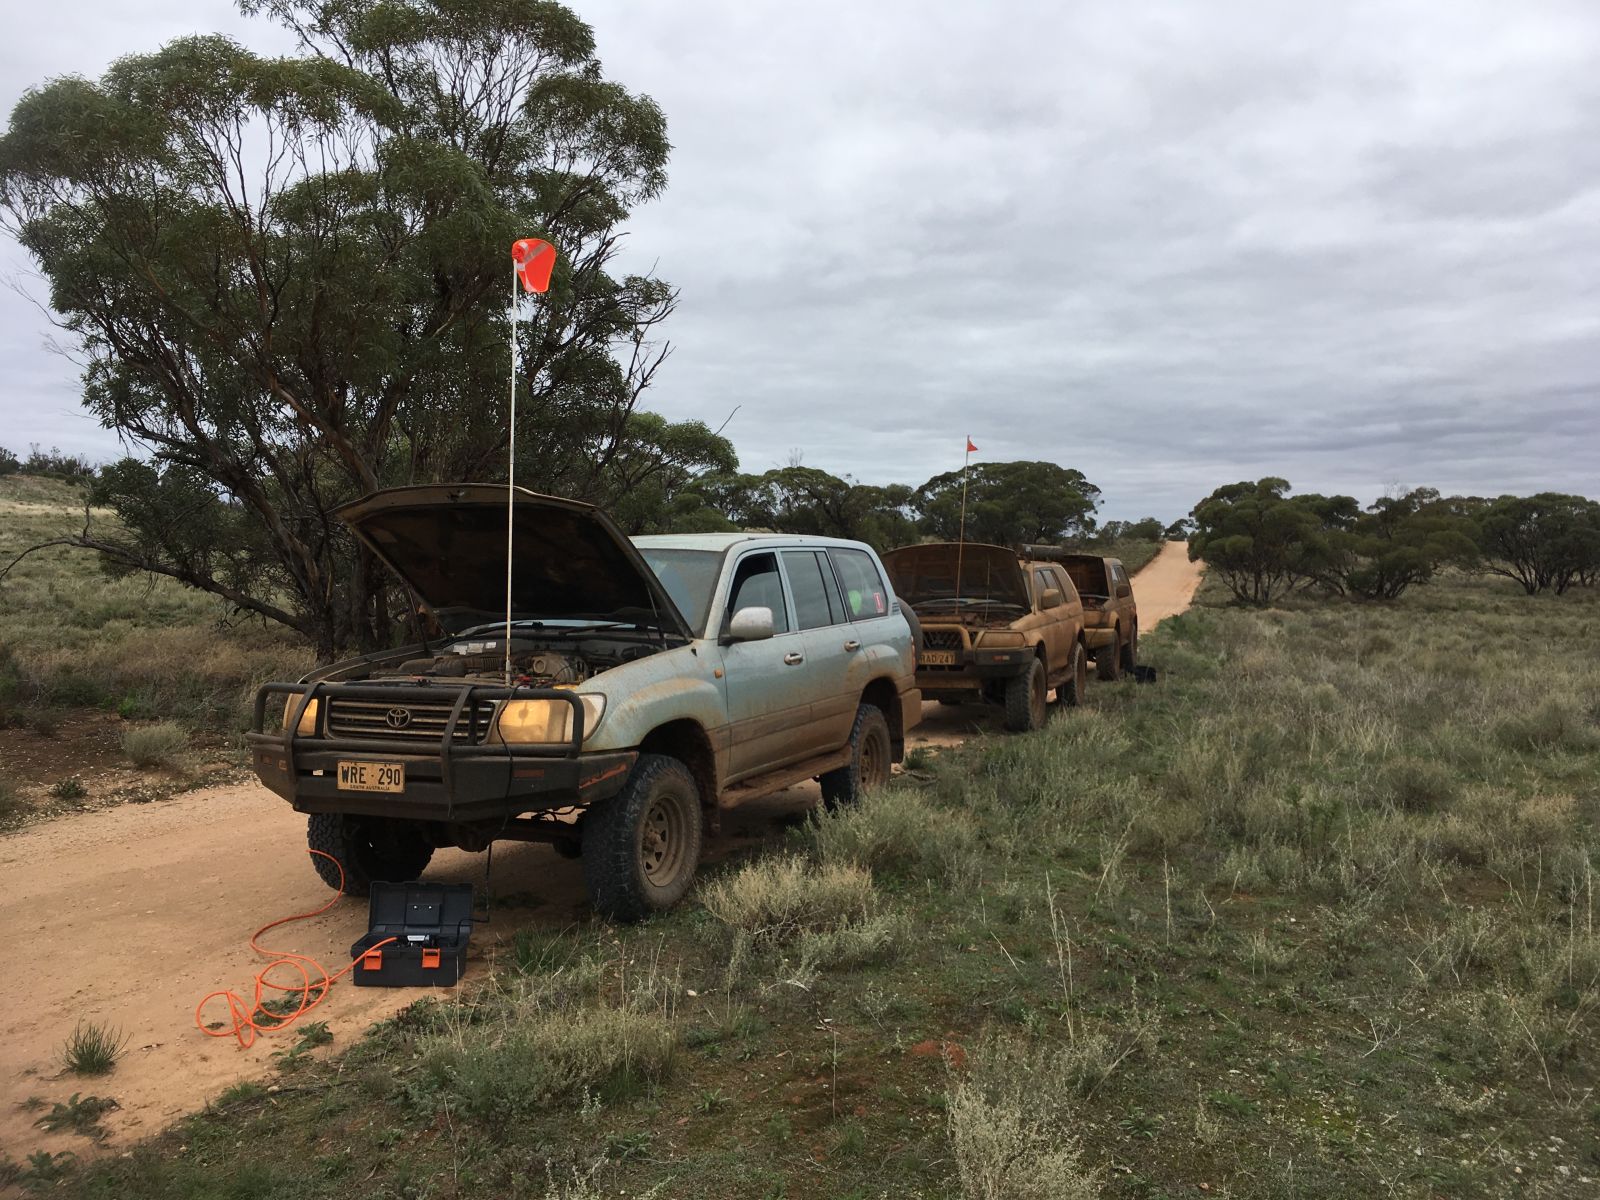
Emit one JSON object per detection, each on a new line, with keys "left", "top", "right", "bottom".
{"left": 947, "top": 1035, "right": 1102, "bottom": 1200}
{"left": 701, "top": 857, "right": 875, "bottom": 944}
{"left": 809, "top": 785, "right": 980, "bottom": 884}
{"left": 121, "top": 721, "right": 190, "bottom": 770}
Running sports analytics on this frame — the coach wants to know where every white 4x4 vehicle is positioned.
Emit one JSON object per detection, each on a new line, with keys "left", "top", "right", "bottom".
{"left": 248, "top": 485, "right": 921, "bottom": 919}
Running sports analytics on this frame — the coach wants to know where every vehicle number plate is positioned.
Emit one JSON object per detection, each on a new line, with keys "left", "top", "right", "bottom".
{"left": 337, "top": 760, "right": 405, "bottom": 793}
{"left": 921, "top": 650, "right": 958, "bottom": 666}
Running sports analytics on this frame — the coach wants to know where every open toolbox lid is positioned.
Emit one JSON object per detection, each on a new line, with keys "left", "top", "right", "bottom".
{"left": 360, "top": 881, "right": 474, "bottom": 945}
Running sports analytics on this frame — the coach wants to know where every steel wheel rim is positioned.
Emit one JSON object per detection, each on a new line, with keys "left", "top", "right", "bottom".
{"left": 640, "top": 793, "right": 689, "bottom": 885}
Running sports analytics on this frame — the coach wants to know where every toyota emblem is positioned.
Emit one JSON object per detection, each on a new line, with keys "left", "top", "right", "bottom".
{"left": 385, "top": 707, "right": 412, "bottom": 730}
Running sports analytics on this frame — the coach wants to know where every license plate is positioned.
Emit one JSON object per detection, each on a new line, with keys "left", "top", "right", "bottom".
{"left": 922, "top": 650, "right": 958, "bottom": 666}
{"left": 337, "top": 760, "right": 405, "bottom": 793}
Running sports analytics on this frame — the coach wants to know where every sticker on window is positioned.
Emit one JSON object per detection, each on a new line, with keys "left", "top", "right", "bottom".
{"left": 872, "top": 591, "right": 885, "bottom": 613}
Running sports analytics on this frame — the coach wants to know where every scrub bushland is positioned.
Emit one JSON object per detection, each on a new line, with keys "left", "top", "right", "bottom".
{"left": 0, "top": 475, "right": 311, "bottom": 732}
{"left": 28, "top": 574, "right": 1600, "bottom": 1199}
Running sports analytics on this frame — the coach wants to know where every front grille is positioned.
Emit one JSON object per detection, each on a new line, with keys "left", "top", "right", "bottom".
{"left": 923, "top": 629, "right": 966, "bottom": 652}
{"left": 325, "top": 696, "right": 493, "bottom": 744}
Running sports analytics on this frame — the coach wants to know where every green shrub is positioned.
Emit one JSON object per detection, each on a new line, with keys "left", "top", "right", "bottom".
{"left": 1382, "top": 756, "right": 1457, "bottom": 813}
{"left": 1495, "top": 699, "right": 1598, "bottom": 754}
{"left": 415, "top": 1007, "right": 676, "bottom": 1135}
{"left": 121, "top": 721, "right": 188, "bottom": 769}
{"left": 809, "top": 786, "right": 980, "bottom": 884}
{"left": 35, "top": 1093, "right": 118, "bottom": 1139}
{"left": 60, "top": 1019, "right": 127, "bottom": 1075}
{"left": 49, "top": 776, "right": 87, "bottom": 802}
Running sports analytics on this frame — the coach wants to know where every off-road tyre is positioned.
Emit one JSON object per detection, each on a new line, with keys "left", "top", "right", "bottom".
{"left": 821, "top": 703, "right": 893, "bottom": 810}
{"left": 1004, "top": 656, "right": 1049, "bottom": 733}
{"left": 1055, "top": 642, "right": 1089, "bottom": 708}
{"left": 581, "top": 754, "right": 704, "bottom": 921}
{"left": 1120, "top": 626, "right": 1138, "bottom": 674}
{"left": 306, "top": 813, "right": 434, "bottom": 894}
{"left": 1097, "top": 630, "right": 1123, "bottom": 681}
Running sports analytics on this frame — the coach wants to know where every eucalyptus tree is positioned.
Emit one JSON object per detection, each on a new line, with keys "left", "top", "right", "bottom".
{"left": 0, "top": 0, "right": 723, "bottom": 656}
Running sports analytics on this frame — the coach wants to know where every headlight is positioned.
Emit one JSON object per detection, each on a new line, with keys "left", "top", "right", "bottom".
{"left": 491, "top": 694, "right": 606, "bottom": 745}
{"left": 282, "top": 696, "right": 319, "bottom": 736}
{"left": 976, "top": 631, "right": 1025, "bottom": 647}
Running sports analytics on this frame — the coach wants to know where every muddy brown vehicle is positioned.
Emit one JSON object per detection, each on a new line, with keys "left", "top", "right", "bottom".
{"left": 881, "top": 542, "right": 1088, "bottom": 732}
{"left": 1028, "top": 550, "right": 1139, "bottom": 681}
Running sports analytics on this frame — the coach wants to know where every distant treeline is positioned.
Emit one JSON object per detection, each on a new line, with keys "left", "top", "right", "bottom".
{"left": 1187, "top": 478, "right": 1600, "bottom": 603}
{"left": 0, "top": 445, "right": 96, "bottom": 483}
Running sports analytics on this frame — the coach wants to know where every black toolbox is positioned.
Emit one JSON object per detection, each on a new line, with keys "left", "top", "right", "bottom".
{"left": 349, "top": 882, "right": 474, "bottom": 987}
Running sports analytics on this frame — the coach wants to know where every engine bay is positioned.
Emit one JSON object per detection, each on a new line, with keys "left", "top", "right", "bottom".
{"left": 369, "top": 635, "right": 660, "bottom": 687}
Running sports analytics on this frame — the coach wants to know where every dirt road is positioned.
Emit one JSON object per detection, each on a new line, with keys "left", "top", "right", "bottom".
{"left": 0, "top": 780, "right": 819, "bottom": 1158}
{"left": 1131, "top": 540, "right": 1205, "bottom": 629}
{"left": 0, "top": 544, "right": 1204, "bottom": 1160}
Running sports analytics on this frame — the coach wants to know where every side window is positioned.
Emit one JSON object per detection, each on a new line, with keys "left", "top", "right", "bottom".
{"left": 781, "top": 550, "right": 844, "bottom": 630}
{"left": 1034, "top": 569, "right": 1057, "bottom": 607}
{"left": 829, "top": 548, "right": 890, "bottom": 620}
{"left": 727, "top": 553, "right": 790, "bottom": 634}
{"left": 1111, "top": 563, "right": 1127, "bottom": 586}
{"left": 1052, "top": 565, "right": 1080, "bottom": 604}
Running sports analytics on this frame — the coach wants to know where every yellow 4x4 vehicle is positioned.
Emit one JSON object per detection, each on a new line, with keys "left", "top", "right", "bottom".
{"left": 1035, "top": 551, "right": 1139, "bottom": 682}
{"left": 881, "top": 542, "right": 1088, "bottom": 732}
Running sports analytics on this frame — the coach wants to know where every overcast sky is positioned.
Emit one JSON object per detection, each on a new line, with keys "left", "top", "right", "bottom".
{"left": 3, "top": 1, "right": 1597, "bottom": 520}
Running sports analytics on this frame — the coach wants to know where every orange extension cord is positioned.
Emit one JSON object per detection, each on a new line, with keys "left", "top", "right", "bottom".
{"left": 194, "top": 849, "right": 395, "bottom": 1049}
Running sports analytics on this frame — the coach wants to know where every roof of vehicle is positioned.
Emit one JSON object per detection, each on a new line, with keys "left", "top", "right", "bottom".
{"left": 631, "top": 532, "right": 878, "bottom": 553}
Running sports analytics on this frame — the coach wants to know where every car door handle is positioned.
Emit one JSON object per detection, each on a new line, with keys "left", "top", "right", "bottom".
{"left": 783, "top": 652, "right": 804, "bottom": 665}
{"left": 843, "top": 640, "right": 861, "bottom": 652}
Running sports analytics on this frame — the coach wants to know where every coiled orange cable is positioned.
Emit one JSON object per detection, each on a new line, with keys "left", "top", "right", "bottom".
{"left": 194, "top": 849, "right": 395, "bottom": 1049}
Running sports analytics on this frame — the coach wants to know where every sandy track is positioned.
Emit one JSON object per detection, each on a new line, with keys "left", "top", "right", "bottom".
{"left": 1129, "top": 540, "right": 1205, "bottom": 630}
{"left": 0, "top": 779, "right": 817, "bottom": 1158}
{"left": 0, "top": 543, "right": 1204, "bottom": 1160}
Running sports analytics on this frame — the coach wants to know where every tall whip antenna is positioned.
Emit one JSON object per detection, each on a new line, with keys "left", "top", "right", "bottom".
{"left": 955, "top": 435, "right": 976, "bottom": 599}
{"left": 504, "top": 238, "right": 558, "bottom": 685}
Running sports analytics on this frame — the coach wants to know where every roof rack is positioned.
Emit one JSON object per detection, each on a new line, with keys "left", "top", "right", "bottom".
{"left": 1016, "top": 543, "right": 1093, "bottom": 563}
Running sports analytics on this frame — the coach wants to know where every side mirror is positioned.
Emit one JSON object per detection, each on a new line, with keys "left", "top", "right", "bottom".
{"left": 1040, "top": 588, "right": 1063, "bottom": 610}
{"left": 726, "top": 606, "right": 775, "bottom": 643}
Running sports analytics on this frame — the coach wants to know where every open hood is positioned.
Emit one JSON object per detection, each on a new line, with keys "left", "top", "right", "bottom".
{"left": 336, "top": 484, "right": 691, "bottom": 639}
{"left": 881, "top": 542, "right": 1031, "bottom": 610}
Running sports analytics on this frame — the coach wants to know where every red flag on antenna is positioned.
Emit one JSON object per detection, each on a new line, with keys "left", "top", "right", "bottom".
{"left": 511, "top": 238, "right": 557, "bottom": 293}
{"left": 966, "top": 437, "right": 978, "bottom": 453}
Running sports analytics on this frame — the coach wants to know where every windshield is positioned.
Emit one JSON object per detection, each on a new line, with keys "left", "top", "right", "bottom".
{"left": 635, "top": 547, "right": 725, "bottom": 635}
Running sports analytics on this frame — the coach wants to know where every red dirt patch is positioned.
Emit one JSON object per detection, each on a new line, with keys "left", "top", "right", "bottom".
{"left": 909, "top": 1037, "right": 966, "bottom": 1069}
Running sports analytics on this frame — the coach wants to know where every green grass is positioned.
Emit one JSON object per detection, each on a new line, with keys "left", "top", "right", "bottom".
{"left": 59, "top": 1020, "right": 127, "bottom": 1077}
{"left": 26, "top": 572, "right": 1600, "bottom": 1198}
{"left": 0, "top": 474, "right": 309, "bottom": 733}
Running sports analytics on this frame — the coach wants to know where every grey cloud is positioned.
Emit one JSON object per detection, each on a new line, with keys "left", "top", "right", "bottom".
{"left": 3, "top": 0, "right": 1599, "bottom": 521}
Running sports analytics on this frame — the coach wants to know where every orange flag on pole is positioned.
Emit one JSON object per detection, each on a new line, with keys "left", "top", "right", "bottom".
{"left": 966, "top": 437, "right": 978, "bottom": 453}
{"left": 511, "top": 238, "right": 557, "bottom": 294}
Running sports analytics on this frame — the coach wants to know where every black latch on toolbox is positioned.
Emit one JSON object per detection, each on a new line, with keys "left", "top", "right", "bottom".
{"left": 350, "top": 882, "right": 473, "bottom": 987}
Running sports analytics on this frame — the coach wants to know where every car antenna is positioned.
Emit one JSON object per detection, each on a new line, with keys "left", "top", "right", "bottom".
{"left": 503, "top": 236, "right": 558, "bottom": 686}
{"left": 954, "top": 434, "right": 975, "bottom": 603}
